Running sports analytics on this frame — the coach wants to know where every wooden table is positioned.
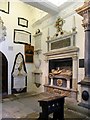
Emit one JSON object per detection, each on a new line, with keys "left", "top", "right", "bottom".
{"left": 38, "top": 95, "right": 65, "bottom": 120}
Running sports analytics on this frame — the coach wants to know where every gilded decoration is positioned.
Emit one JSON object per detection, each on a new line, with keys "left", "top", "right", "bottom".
{"left": 57, "top": 79, "right": 63, "bottom": 86}
{"left": 55, "top": 17, "right": 65, "bottom": 35}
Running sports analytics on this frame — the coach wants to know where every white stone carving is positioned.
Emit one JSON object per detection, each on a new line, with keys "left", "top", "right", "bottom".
{"left": 13, "top": 54, "right": 27, "bottom": 77}
{"left": 33, "top": 52, "right": 42, "bottom": 87}
{"left": 0, "top": 16, "right": 6, "bottom": 42}
{"left": 34, "top": 54, "right": 41, "bottom": 69}
{"left": 12, "top": 53, "right": 27, "bottom": 92}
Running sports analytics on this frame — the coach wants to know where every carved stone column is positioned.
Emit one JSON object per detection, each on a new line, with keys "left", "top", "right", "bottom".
{"left": 72, "top": 56, "right": 78, "bottom": 90}
{"left": 76, "top": 1, "right": 90, "bottom": 109}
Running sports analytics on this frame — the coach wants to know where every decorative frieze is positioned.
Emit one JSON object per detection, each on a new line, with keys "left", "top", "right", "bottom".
{"left": 46, "top": 31, "right": 77, "bottom": 51}
{"left": 44, "top": 84, "right": 77, "bottom": 99}
{"left": 44, "top": 46, "right": 79, "bottom": 61}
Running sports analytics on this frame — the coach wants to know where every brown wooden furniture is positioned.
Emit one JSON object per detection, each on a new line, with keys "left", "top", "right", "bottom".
{"left": 38, "top": 95, "right": 65, "bottom": 120}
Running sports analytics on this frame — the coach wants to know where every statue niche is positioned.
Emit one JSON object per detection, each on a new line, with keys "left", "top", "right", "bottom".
{"left": 11, "top": 52, "right": 27, "bottom": 94}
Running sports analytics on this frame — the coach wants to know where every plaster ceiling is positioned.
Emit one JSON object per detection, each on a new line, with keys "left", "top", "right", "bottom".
{"left": 20, "top": 0, "right": 85, "bottom": 15}
{"left": 47, "top": 0, "right": 68, "bottom": 7}
{"left": 20, "top": 0, "right": 75, "bottom": 15}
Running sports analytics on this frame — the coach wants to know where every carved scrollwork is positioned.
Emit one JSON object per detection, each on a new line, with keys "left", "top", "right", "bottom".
{"left": 55, "top": 17, "right": 65, "bottom": 34}
{"left": 82, "top": 11, "right": 90, "bottom": 28}
{"left": 76, "top": 1, "right": 90, "bottom": 29}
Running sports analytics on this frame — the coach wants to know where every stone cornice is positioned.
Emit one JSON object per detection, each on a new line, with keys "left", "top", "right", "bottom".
{"left": 44, "top": 46, "right": 79, "bottom": 61}
{"left": 76, "top": 1, "right": 90, "bottom": 16}
{"left": 44, "top": 46, "right": 79, "bottom": 56}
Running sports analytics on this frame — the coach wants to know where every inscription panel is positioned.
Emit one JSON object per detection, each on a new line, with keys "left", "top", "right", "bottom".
{"left": 51, "top": 38, "right": 70, "bottom": 50}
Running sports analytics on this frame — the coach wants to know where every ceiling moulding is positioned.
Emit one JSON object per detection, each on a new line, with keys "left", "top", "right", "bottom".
{"left": 58, "top": 1, "right": 84, "bottom": 12}
{"left": 58, "top": 1, "right": 75, "bottom": 11}
{"left": 32, "top": 14, "right": 52, "bottom": 27}
{"left": 20, "top": 0, "right": 59, "bottom": 15}
{"left": 58, "top": 2, "right": 84, "bottom": 19}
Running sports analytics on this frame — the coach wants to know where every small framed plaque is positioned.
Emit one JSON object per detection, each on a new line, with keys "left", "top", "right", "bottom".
{"left": 18, "top": 17, "right": 28, "bottom": 28}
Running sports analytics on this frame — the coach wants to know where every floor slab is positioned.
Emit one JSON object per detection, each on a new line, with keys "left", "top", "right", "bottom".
{"left": 1, "top": 92, "right": 90, "bottom": 119}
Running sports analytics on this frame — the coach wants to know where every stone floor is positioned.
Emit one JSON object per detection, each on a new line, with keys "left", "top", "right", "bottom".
{"left": 0, "top": 92, "right": 90, "bottom": 120}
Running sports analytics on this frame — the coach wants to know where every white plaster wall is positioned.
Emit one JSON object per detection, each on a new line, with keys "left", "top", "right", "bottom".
{"left": 0, "top": 0, "right": 35, "bottom": 94}
{"left": 30, "top": 7, "right": 48, "bottom": 25}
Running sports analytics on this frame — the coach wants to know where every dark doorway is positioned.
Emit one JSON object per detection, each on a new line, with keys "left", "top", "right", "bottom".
{"left": 0, "top": 51, "right": 8, "bottom": 96}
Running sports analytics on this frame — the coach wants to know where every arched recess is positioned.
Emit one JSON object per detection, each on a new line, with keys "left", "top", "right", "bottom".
{"left": 11, "top": 52, "right": 27, "bottom": 94}
{"left": 0, "top": 51, "right": 8, "bottom": 95}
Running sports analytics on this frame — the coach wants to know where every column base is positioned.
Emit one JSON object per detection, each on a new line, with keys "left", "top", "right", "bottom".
{"left": 78, "top": 77, "right": 90, "bottom": 109}
{"left": 78, "top": 77, "right": 90, "bottom": 86}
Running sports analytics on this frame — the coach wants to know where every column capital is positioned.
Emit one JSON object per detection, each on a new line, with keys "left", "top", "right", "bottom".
{"left": 44, "top": 56, "right": 49, "bottom": 62}
{"left": 72, "top": 55, "right": 78, "bottom": 60}
{"left": 82, "top": 10, "right": 90, "bottom": 28}
{"left": 76, "top": 1, "right": 90, "bottom": 28}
